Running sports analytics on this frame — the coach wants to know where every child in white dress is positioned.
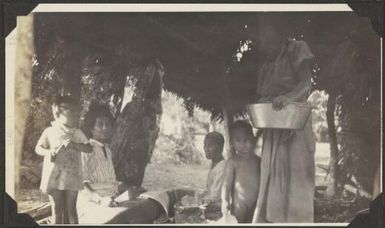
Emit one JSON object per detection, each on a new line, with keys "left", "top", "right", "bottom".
{"left": 35, "top": 96, "right": 92, "bottom": 224}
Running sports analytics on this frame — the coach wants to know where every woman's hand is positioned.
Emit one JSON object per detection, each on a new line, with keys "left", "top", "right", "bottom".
{"left": 272, "top": 95, "right": 291, "bottom": 110}
{"left": 91, "top": 192, "right": 117, "bottom": 207}
{"left": 100, "top": 196, "right": 116, "bottom": 207}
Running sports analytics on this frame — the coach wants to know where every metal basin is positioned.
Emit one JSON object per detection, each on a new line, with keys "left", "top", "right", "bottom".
{"left": 246, "top": 102, "right": 312, "bottom": 130}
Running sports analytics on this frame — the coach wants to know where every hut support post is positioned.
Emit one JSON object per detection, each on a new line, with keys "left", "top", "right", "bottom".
{"left": 222, "top": 107, "right": 234, "bottom": 159}
{"left": 325, "top": 92, "right": 338, "bottom": 198}
{"left": 219, "top": 63, "right": 235, "bottom": 159}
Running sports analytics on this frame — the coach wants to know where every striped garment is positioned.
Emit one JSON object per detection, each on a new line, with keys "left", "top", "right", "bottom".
{"left": 81, "top": 138, "right": 119, "bottom": 197}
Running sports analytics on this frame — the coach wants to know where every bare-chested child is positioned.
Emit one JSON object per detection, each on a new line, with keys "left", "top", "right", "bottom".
{"left": 221, "top": 120, "right": 260, "bottom": 223}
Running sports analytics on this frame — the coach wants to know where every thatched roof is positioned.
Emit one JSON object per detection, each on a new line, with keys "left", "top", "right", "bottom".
{"left": 34, "top": 12, "right": 379, "bottom": 118}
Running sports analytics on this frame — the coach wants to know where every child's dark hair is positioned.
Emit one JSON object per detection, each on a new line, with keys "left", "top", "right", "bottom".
{"left": 230, "top": 120, "right": 254, "bottom": 137}
{"left": 51, "top": 95, "right": 80, "bottom": 119}
{"left": 205, "top": 131, "right": 225, "bottom": 150}
{"left": 82, "top": 102, "right": 114, "bottom": 138}
{"left": 52, "top": 95, "right": 79, "bottom": 107}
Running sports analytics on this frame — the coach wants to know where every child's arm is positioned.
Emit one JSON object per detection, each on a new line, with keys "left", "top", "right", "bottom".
{"left": 35, "top": 145, "right": 54, "bottom": 157}
{"left": 69, "top": 142, "right": 92, "bottom": 153}
{"left": 35, "top": 129, "right": 54, "bottom": 156}
{"left": 70, "top": 129, "right": 93, "bottom": 153}
{"left": 221, "top": 159, "right": 235, "bottom": 215}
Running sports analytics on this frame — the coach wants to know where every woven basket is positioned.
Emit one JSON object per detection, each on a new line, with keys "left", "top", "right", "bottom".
{"left": 246, "top": 102, "right": 312, "bottom": 130}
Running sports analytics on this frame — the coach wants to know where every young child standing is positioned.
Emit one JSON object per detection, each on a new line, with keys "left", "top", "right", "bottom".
{"left": 199, "top": 132, "right": 226, "bottom": 205}
{"left": 221, "top": 120, "right": 261, "bottom": 223}
{"left": 35, "top": 96, "right": 92, "bottom": 224}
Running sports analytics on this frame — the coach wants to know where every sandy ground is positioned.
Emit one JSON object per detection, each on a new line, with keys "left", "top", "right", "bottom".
{"left": 142, "top": 142, "right": 331, "bottom": 191}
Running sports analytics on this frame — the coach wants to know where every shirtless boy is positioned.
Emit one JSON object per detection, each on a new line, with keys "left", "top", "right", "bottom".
{"left": 221, "top": 120, "right": 260, "bottom": 223}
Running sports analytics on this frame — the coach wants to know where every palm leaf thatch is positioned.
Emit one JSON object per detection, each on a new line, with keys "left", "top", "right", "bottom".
{"left": 34, "top": 12, "right": 380, "bottom": 119}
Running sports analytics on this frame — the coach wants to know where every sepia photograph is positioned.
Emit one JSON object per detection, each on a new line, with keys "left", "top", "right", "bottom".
{"left": 4, "top": 3, "right": 382, "bottom": 226}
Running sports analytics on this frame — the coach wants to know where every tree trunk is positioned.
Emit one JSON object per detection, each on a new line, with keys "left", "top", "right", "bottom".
{"left": 55, "top": 39, "right": 84, "bottom": 100}
{"left": 110, "top": 60, "right": 162, "bottom": 186}
{"left": 325, "top": 93, "right": 338, "bottom": 198}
